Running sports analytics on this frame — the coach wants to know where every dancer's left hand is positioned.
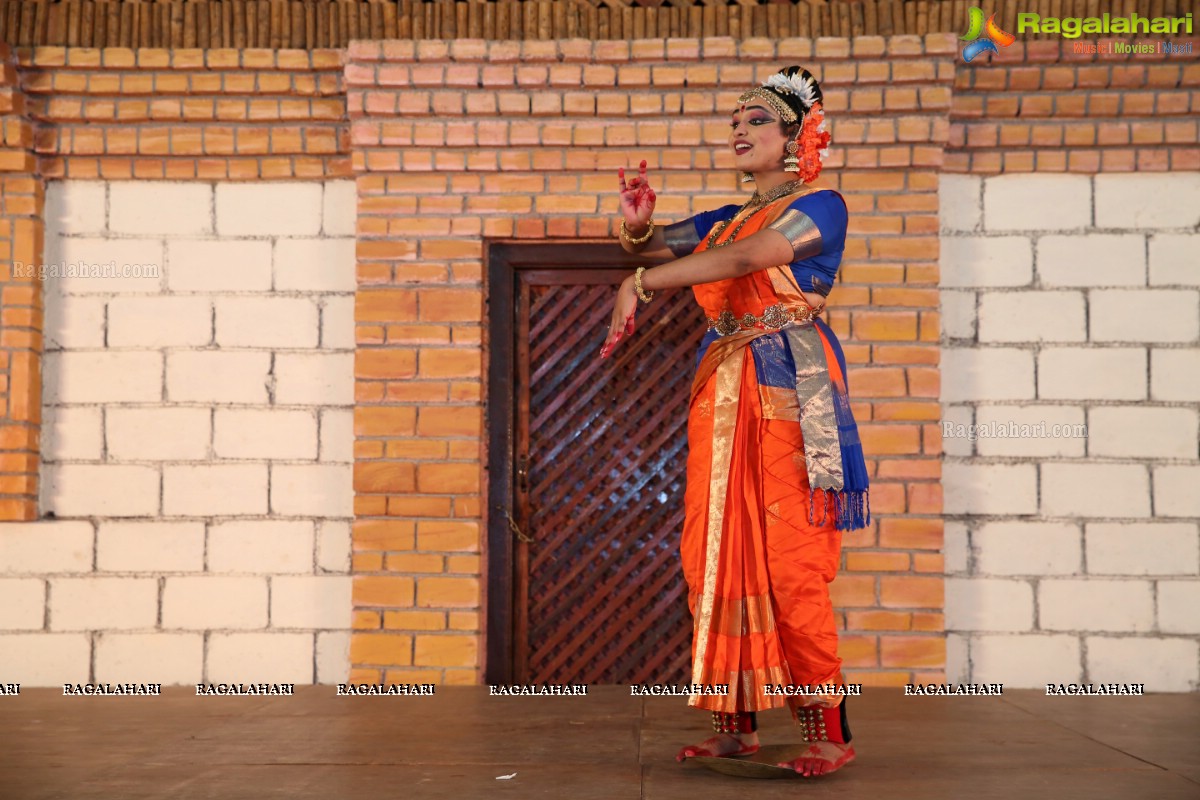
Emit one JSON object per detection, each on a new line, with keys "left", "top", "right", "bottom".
{"left": 600, "top": 277, "right": 638, "bottom": 359}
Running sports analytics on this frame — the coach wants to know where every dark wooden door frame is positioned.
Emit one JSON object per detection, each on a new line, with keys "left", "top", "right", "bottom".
{"left": 483, "top": 241, "right": 656, "bottom": 684}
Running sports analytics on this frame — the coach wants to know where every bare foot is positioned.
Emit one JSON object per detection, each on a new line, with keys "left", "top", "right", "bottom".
{"left": 676, "top": 732, "right": 760, "bottom": 762}
{"left": 777, "top": 741, "right": 856, "bottom": 776}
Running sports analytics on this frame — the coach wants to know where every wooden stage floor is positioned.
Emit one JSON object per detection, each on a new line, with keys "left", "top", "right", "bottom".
{"left": 1, "top": 686, "right": 1197, "bottom": 799}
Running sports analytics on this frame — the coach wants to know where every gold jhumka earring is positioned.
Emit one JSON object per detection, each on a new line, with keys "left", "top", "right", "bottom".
{"left": 784, "top": 140, "right": 801, "bottom": 173}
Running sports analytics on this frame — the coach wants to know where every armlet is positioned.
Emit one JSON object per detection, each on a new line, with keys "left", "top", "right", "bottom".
{"left": 663, "top": 219, "right": 701, "bottom": 258}
{"left": 765, "top": 208, "right": 823, "bottom": 262}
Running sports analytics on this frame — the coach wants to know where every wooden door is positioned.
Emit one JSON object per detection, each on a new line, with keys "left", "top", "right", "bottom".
{"left": 486, "top": 244, "right": 706, "bottom": 685}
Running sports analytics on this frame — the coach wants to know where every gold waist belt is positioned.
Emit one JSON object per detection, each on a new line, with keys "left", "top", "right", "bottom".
{"left": 706, "top": 303, "right": 823, "bottom": 337}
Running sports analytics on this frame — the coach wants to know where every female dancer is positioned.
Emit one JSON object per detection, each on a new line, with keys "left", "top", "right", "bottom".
{"left": 602, "top": 66, "right": 869, "bottom": 778}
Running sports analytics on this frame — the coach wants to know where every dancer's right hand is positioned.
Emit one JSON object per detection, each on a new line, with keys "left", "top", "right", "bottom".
{"left": 617, "top": 159, "right": 655, "bottom": 233}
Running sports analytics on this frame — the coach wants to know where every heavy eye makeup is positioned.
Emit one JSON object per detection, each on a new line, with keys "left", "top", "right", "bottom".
{"left": 724, "top": 115, "right": 772, "bottom": 128}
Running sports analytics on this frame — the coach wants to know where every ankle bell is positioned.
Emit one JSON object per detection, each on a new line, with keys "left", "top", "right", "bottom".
{"left": 796, "top": 700, "right": 852, "bottom": 744}
{"left": 711, "top": 711, "right": 757, "bottom": 735}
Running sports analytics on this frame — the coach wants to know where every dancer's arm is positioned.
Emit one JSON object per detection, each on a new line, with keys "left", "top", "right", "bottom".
{"left": 601, "top": 229, "right": 794, "bottom": 358}
{"left": 639, "top": 230, "right": 794, "bottom": 289}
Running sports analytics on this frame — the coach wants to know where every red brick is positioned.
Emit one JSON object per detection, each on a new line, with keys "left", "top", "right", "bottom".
{"left": 880, "top": 577, "right": 943, "bottom": 609}
{"left": 880, "top": 636, "right": 944, "bottom": 668}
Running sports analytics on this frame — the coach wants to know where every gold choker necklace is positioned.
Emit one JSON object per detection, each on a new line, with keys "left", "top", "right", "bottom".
{"left": 747, "top": 180, "right": 805, "bottom": 210}
{"left": 705, "top": 180, "right": 807, "bottom": 250}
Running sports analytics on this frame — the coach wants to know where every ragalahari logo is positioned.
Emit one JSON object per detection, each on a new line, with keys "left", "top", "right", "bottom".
{"left": 961, "top": 7, "right": 1017, "bottom": 62}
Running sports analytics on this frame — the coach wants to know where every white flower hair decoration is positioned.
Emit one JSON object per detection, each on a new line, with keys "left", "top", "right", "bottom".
{"left": 764, "top": 70, "right": 820, "bottom": 113}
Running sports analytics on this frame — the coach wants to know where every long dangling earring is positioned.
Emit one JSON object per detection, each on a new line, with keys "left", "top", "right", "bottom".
{"left": 784, "top": 140, "right": 801, "bottom": 173}
{"left": 740, "top": 172, "right": 754, "bottom": 183}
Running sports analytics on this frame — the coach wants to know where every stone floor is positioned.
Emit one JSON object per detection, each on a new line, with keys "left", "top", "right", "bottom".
{"left": 1, "top": 686, "right": 1197, "bottom": 799}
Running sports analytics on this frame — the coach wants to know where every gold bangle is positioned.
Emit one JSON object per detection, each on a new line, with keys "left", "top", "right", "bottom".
{"left": 621, "top": 218, "right": 655, "bottom": 245}
{"left": 634, "top": 267, "right": 654, "bottom": 303}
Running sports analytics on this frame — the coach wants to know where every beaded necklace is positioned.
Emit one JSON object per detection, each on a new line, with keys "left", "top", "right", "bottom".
{"left": 704, "top": 180, "right": 807, "bottom": 250}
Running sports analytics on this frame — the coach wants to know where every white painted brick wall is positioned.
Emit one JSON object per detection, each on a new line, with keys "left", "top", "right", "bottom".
{"left": 944, "top": 578, "right": 1033, "bottom": 632}
{"left": 983, "top": 174, "right": 1091, "bottom": 231}
{"left": 96, "top": 522, "right": 206, "bottom": 573}
{"left": 1087, "top": 407, "right": 1198, "bottom": 460}
{"left": 316, "top": 631, "right": 352, "bottom": 683}
{"left": 320, "top": 295, "right": 356, "bottom": 349}
{"left": 275, "top": 239, "right": 358, "bottom": 292}
{"left": 109, "top": 183, "right": 213, "bottom": 236}
{"left": 270, "top": 576, "right": 353, "bottom": 629}
{"left": 1149, "top": 234, "right": 1200, "bottom": 286}
{"left": 163, "top": 464, "right": 269, "bottom": 516}
{"left": 273, "top": 352, "right": 355, "bottom": 405}
{"left": 1085, "top": 523, "right": 1199, "bottom": 576}
{"left": 0, "top": 634, "right": 91, "bottom": 684}
{"left": 95, "top": 633, "right": 204, "bottom": 685}
{"left": 0, "top": 579, "right": 46, "bottom": 629}
{"left": 1037, "top": 348, "right": 1147, "bottom": 400}
{"left": 1085, "top": 636, "right": 1198, "bottom": 692}
{"left": 20, "top": 179, "right": 357, "bottom": 686}
{"left": 1090, "top": 290, "right": 1200, "bottom": 343}
{"left": 321, "top": 181, "right": 357, "bottom": 237}
{"left": 319, "top": 409, "right": 354, "bottom": 463}
{"left": 973, "top": 522, "right": 1081, "bottom": 576}
{"left": 1041, "top": 463, "right": 1151, "bottom": 518}
{"left": 1151, "top": 348, "right": 1200, "bottom": 401}
{"left": 213, "top": 409, "right": 318, "bottom": 461}
{"left": 107, "top": 296, "right": 213, "bottom": 348}
{"left": 316, "top": 520, "right": 352, "bottom": 574}
{"left": 942, "top": 463, "right": 1038, "bottom": 516}
{"left": 942, "top": 347, "right": 1035, "bottom": 402}
{"left": 162, "top": 577, "right": 268, "bottom": 630}
{"left": 0, "top": 521, "right": 94, "bottom": 573}
{"left": 270, "top": 464, "right": 354, "bottom": 517}
{"left": 206, "top": 632, "right": 314, "bottom": 683}
{"left": 45, "top": 237, "right": 166, "bottom": 294}
{"left": 939, "top": 236, "right": 1032, "bottom": 288}
{"left": 44, "top": 181, "right": 105, "bottom": 234}
{"left": 216, "top": 183, "right": 324, "bottom": 236}
{"left": 166, "top": 351, "right": 271, "bottom": 404}
{"left": 1039, "top": 580, "right": 1155, "bottom": 632}
{"left": 939, "top": 290, "right": 976, "bottom": 340}
{"left": 42, "top": 464, "right": 161, "bottom": 517}
{"left": 942, "top": 522, "right": 969, "bottom": 574}
{"left": 1158, "top": 582, "right": 1200, "bottom": 634}
{"left": 1037, "top": 235, "right": 1146, "bottom": 287}
{"left": 208, "top": 521, "right": 314, "bottom": 574}
{"left": 107, "top": 407, "right": 212, "bottom": 461}
{"left": 943, "top": 173, "right": 1200, "bottom": 689}
{"left": 969, "top": 634, "right": 1082, "bottom": 685}
{"left": 939, "top": 405, "right": 974, "bottom": 457}
{"left": 939, "top": 175, "right": 981, "bottom": 233}
{"left": 978, "top": 291, "right": 1086, "bottom": 343}
{"left": 49, "top": 577, "right": 159, "bottom": 630}
{"left": 167, "top": 240, "right": 273, "bottom": 292}
{"left": 1154, "top": 466, "right": 1200, "bottom": 518}
{"left": 45, "top": 352, "right": 164, "bottom": 404}
{"left": 1095, "top": 174, "right": 1200, "bottom": 230}
{"left": 214, "top": 297, "right": 320, "bottom": 349}
{"left": 43, "top": 295, "right": 105, "bottom": 349}
{"left": 974, "top": 405, "right": 1086, "bottom": 458}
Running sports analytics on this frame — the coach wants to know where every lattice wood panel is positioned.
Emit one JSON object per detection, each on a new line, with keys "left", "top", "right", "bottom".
{"left": 519, "top": 275, "right": 705, "bottom": 685}
{"left": 1, "top": 0, "right": 1183, "bottom": 46}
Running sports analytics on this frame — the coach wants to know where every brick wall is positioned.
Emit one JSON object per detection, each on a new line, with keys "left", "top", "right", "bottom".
{"left": 940, "top": 39, "right": 1200, "bottom": 691}
{"left": 0, "top": 178, "right": 356, "bottom": 685}
{"left": 0, "top": 33, "right": 1196, "bottom": 689}
{"left": 345, "top": 35, "right": 953, "bottom": 686}
{"left": 0, "top": 43, "right": 42, "bottom": 521}
{"left": 939, "top": 172, "right": 1200, "bottom": 690}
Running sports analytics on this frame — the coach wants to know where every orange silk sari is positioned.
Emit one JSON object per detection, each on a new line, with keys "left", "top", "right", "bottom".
{"left": 681, "top": 186, "right": 863, "bottom": 716}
